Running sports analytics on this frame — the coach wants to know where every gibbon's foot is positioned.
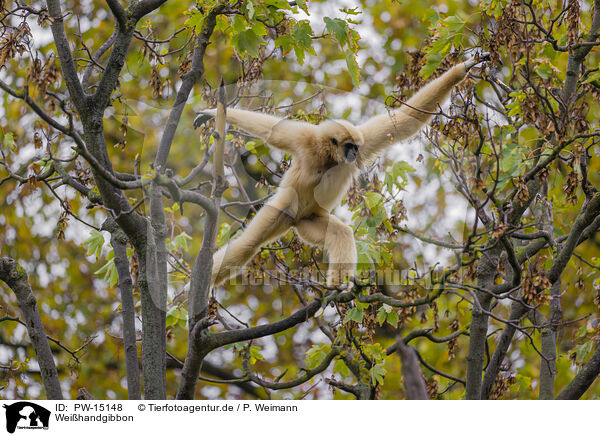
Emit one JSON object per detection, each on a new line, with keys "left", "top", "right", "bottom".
{"left": 464, "top": 52, "right": 490, "bottom": 71}
{"left": 193, "top": 110, "right": 216, "bottom": 129}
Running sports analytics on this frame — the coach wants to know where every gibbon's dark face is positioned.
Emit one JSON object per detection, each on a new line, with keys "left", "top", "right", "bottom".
{"left": 320, "top": 120, "right": 364, "bottom": 165}
{"left": 331, "top": 137, "right": 359, "bottom": 163}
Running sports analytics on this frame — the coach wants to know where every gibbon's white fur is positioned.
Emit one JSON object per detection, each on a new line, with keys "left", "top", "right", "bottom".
{"left": 198, "top": 59, "right": 481, "bottom": 287}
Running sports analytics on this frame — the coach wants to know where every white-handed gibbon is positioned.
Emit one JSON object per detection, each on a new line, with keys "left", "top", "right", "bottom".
{"left": 196, "top": 57, "right": 484, "bottom": 287}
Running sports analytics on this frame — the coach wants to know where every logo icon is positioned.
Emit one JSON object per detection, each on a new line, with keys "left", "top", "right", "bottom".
{"left": 3, "top": 402, "right": 51, "bottom": 433}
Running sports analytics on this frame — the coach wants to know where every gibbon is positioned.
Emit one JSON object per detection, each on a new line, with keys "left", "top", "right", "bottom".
{"left": 196, "top": 57, "right": 484, "bottom": 287}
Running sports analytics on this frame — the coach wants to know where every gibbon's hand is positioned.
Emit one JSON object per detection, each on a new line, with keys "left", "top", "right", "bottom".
{"left": 464, "top": 52, "right": 490, "bottom": 72}
{"left": 193, "top": 109, "right": 217, "bottom": 129}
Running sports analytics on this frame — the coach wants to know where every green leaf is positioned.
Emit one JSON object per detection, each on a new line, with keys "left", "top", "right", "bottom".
{"left": 377, "top": 304, "right": 396, "bottom": 327}
{"left": 394, "top": 160, "right": 416, "bottom": 178}
{"left": 296, "top": 0, "right": 309, "bottom": 14}
{"left": 166, "top": 313, "right": 176, "bottom": 327}
{"left": 178, "top": 312, "right": 188, "bottom": 329}
{"left": 536, "top": 61, "right": 554, "bottom": 80}
{"left": 83, "top": 230, "right": 105, "bottom": 260}
{"left": 166, "top": 306, "right": 186, "bottom": 327}
{"left": 343, "top": 306, "right": 364, "bottom": 324}
{"left": 583, "top": 70, "right": 600, "bottom": 84}
{"left": 363, "top": 191, "right": 385, "bottom": 212}
{"left": 355, "top": 238, "right": 382, "bottom": 265}
{"left": 324, "top": 17, "right": 348, "bottom": 47}
{"left": 95, "top": 258, "right": 118, "bottom": 287}
{"left": 245, "top": 0, "right": 255, "bottom": 19}
{"left": 444, "top": 16, "right": 464, "bottom": 32}
{"left": 185, "top": 11, "right": 206, "bottom": 33}
{"left": 306, "top": 344, "right": 330, "bottom": 368}
{"left": 386, "top": 311, "right": 399, "bottom": 327}
{"left": 232, "top": 28, "right": 264, "bottom": 58}
{"left": 252, "top": 21, "right": 268, "bottom": 36}
{"left": 276, "top": 20, "right": 316, "bottom": 65}
{"left": 263, "top": 0, "right": 292, "bottom": 10}
{"left": 232, "top": 14, "right": 246, "bottom": 32}
{"left": 292, "top": 20, "right": 315, "bottom": 65}
{"left": 421, "top": 33, "right": 453, "bottom": 79}
{"left": 507, "top": 103, "right": 521, "bottom": 118}
{"left": 3, "top": 132, "right": 16, "bottom": 152}
{"left": 377, "top": 305, "right": 388, "bottom": 325}
{"left": 173, "top": 231, "right": 192, "bottom": 252}
{"left": 249, "top": 346, "right": 264, "bottom": 364}
{"left": 214, "top": 15, "right": 228, "bottom": 31}
{"left": 420, "top": 52, "right": 443, "bottom": 79}
{"left": 216, "top": 222, "right": 234, "bottom": 246}
{"left": 386, "top": 160, "right": 415, "bottom": 192}
{"left": 366, "top": 213, "right": 383, "bottom": 227}
{"left": 164, "top": 202, "right": 180, "bottom": 214}
{"left": 576, "top": 341, "right": 592, "bottom": 362}
{"left": 275, "top": 34, "right": 294, "bottom": 53}
{"left": 167, "top": 306, "right": 188, "bottom": 329}
{"left": 345, "top": 50, "right": 360, "bottom": 87}
{"left": 244, "top": 140, "right": 259, "bottom": 153}
{"left": 340, "top": 7, "right": 361, "bottom": 15}
{"left": 371, "top": 363, "right": 387, "bottom": 385}
{"left": 365, "top": 343, "right": 386, "bottom": 362}
{"left": 515, "top": 374, "right": 532, "bottom": 391}
{"left": 334, "top": 359, "right": 351, "bottom": 377}
{"left": 498, "top": 142, "right": 522, "bottom": 183}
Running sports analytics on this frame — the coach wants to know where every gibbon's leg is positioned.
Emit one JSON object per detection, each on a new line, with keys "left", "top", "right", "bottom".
{"left": 358, "top": 60, "right": 478, "bottom": 162}
{"left": 212, "top": 189, "right": 297, "bottom": 285}
{"left": 196, "top": 108, "right": 316, "bottom": 154}
{"left": 295, "top": 214, "right": 357, "bottom": 286}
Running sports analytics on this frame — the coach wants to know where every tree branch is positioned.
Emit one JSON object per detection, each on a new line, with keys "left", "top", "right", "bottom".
{"left": 481, "top": 299, "right": 529, "bottom": 399}
{"left": 244, "top": 347, "right": 340, "bottom": 390}
{"left": 548, "top": 193, "right": 600, "bottom": 283}
{"left": 91, "top": 29, "right": 135, "bottom": 111}
{"left": 153, "top": 5, "right": 226, "bottom": 170}
{"left": 45, "top": 0, "right": 86, "bottom": 109}
{"left": 105, "top": 0, "right": 126, "bottom": 29}
{"left": 82, "top": 27, "right": 118, "bottom": 91}
{"left": 555, "top": 343, "right": 600, "bottom": 399}
{"left": 130, "top": 0, "right": 168, "bottom": 21}
{"left": 105, "top": 218, "right": 141, "bottom": 400}
{"left": 394, "top": 337, "right": 429, "bottom": 400}
{"left": 177, "top": 78, "right": 227, "bottom": 400}
{"left": 529, "top": 308, "right": 557, "bottom": 400}
{"left": 561, "top": 0, "right": 600, "bottom": 105}
{"left": 0, "top": 258, "right": 63, "bottom": 399}
{"left": 176, "top": 298, "right": 322, "bottom": 399}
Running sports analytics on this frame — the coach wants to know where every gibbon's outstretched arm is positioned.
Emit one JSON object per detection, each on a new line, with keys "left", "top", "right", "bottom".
{"left": 195, "top": 108, "right": 317, "bottom": 155}
{"left": 358, "top": 58, "right": 480, "bottom": 163}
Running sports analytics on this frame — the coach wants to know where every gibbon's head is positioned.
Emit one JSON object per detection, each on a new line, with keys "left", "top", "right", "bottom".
{"left": 318, "top": 119, "right": 364, "bottom": 166}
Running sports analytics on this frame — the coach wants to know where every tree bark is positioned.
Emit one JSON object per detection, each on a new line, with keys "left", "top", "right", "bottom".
{"left": 0, "top": 258, "right": 63, "bottom": 399}
{"left": 481, "top": 300, "right": 528, "bottom": 399}
{"left": 556, "top": 345, "right": 600, "bottom": 400}
{"left": 108, "top": 221, "right": 142, "bottom": 399}
{"left": 395, "top": 337, "right": 429, "bottom": 400}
